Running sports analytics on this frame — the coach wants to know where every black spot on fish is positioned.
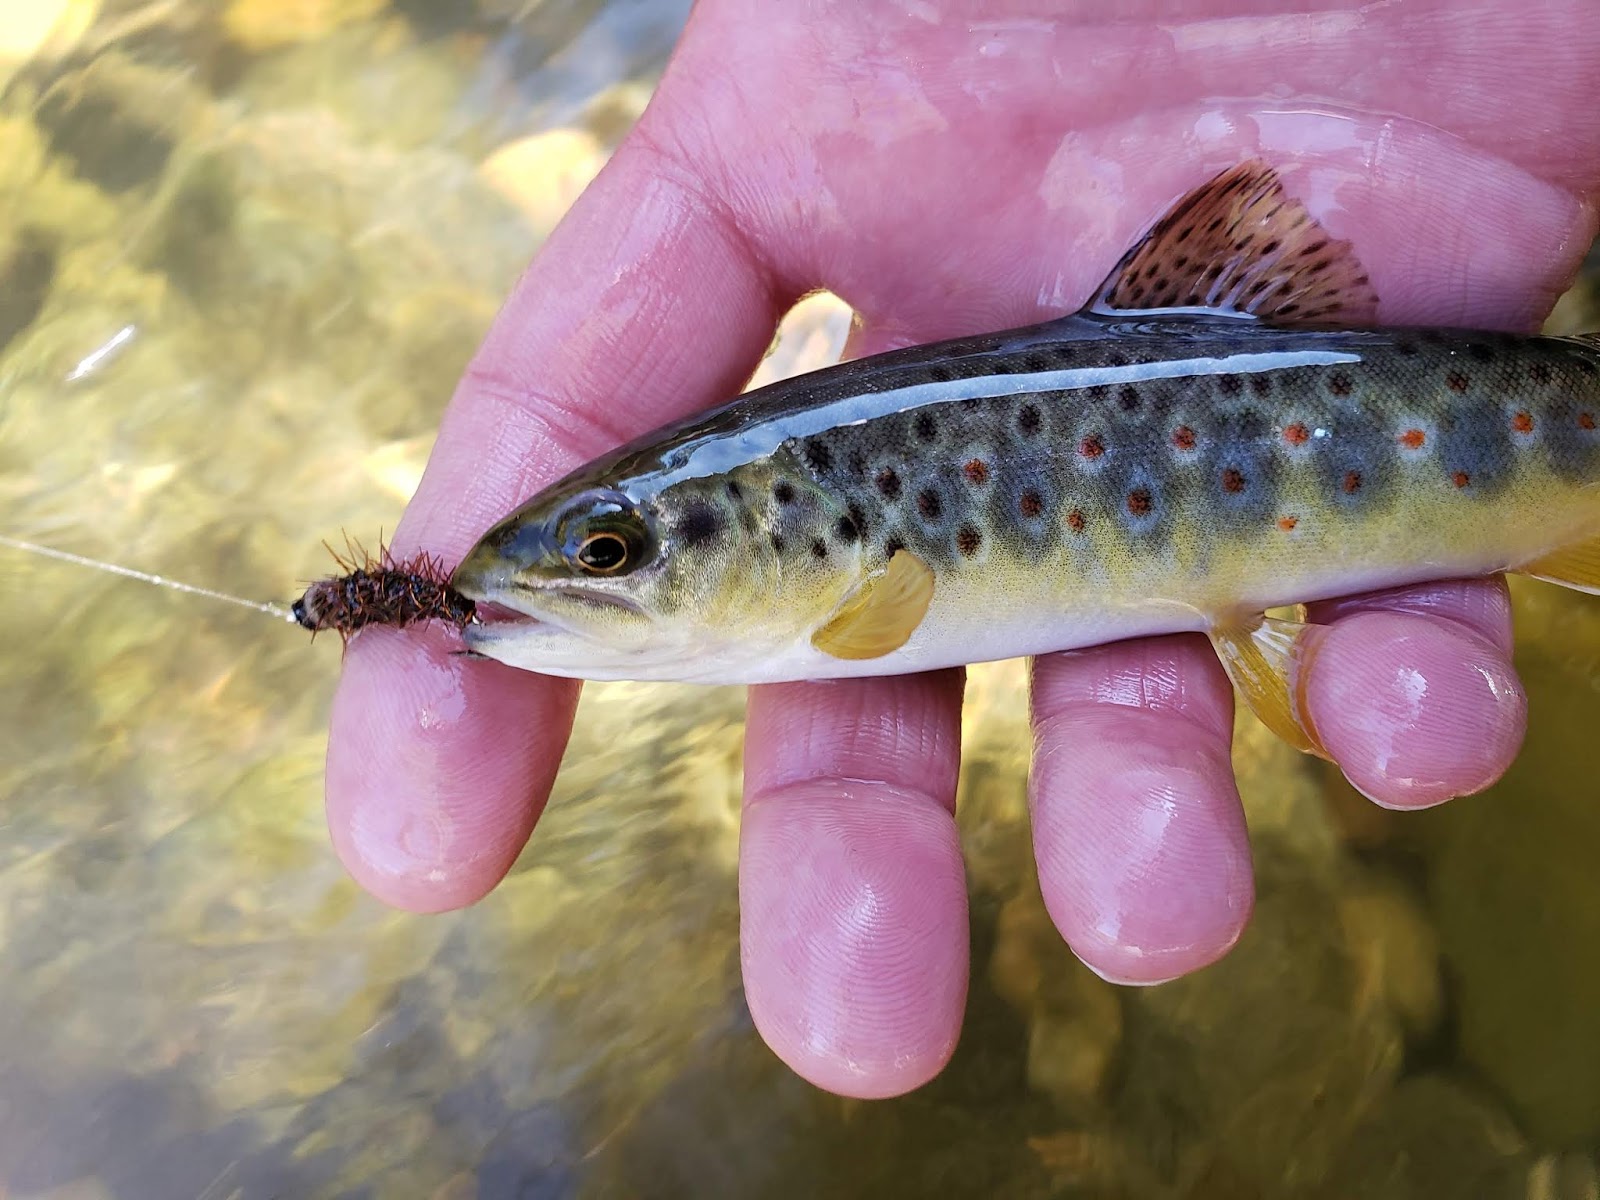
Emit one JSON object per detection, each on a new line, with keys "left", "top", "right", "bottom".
{"left": 835, "top": 514, "right": 859, "bottom": 543}
{"left": 1326, "top": 371, "right": 1353, "bottom": 397}
{"left": 725, "top": 480, "right": 743, "bottom": 501}
{"left": 1019, "top": 490, "right": 1043, "bottom": 519}
{"left": 1446, "top": 371, "right": 1470, "bottom": 393}
{"left": 915, "top": 413, "right": 938, "bottom": 443}
{"left": 847, "top": 501, "right": 868, "bottom": 537}
{"left": 876, "top": 468, "right": 901, "bottom": 500}
{"left": 773, "top": 481, "right": 796, "bottom": 505}
{"left": 811, "top": 539, "right": 828, "bottom": 560}
{"left": 678, "top": 504, "right": 722, "bottom": 548}
{"left": 1217, "top": 374, "right": 1243, "bottom": 396}
{"left": 1017, "top": 404, "right": 1043, "bottom": 437}
{"left": 917, "top": 488, "right": 943, "bottom": 522}
{"left": 770, "top": 533, "right": 785, "bottom": 554}
{"left": 803, "top": 439, "right": 833, "bottom": 472}
{"left": 956, "top": 524, "right": 982, "bottom": 557}
{"left": 1118, "top": 385, "right": 1141, "bottom": 412}
{"left": 1467, "top": 342, "right": 1495, "bottom": 363}
{"left": 885, "top": 535, "right": 906, "bottom": 556}
{"left": 1250, "top": 374, "right": 1273, "bottom": 397}
{"left": 1396, "top": 340, "right": 1419, "bottom": 356}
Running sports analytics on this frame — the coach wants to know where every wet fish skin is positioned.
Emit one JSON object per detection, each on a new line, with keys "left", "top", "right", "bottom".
{"left": 455, "top": 315, "right": 1600, "bottom": 682}
{"left": 451, "top": 160, "right": 1600, "bottom": 695}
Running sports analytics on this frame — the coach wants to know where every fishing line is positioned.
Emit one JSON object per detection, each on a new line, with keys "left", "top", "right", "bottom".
{"left": 0, "top": 532, "right": 299, "bottom": 623}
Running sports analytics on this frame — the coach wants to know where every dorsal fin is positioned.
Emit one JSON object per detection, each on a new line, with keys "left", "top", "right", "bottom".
{"left": 1085, "top": 159, "right": 1379, "bottom": 328}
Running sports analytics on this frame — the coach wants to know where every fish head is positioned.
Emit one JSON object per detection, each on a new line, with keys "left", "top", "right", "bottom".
{"left": 451, "top": 454, "right": 861, "bottom": 681}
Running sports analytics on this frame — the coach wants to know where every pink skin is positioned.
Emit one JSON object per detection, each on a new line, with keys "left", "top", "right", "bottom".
{"left": 326, "top": 1, "right": 1600, "bottom": 1096}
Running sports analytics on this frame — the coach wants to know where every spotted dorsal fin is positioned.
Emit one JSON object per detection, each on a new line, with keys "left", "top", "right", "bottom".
{"left": 1085, "top": 159, "right": 1379, "bottom": 328}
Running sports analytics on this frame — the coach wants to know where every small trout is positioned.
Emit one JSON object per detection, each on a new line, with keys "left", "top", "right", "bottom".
{"left": 451, "top": 160, "right": 1600, "bottom": 753}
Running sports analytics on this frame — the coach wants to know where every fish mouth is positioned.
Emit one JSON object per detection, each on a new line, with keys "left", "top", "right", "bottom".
{"left": 461, "top": 581, "right": 649, "bottom": 641}
{"left": 453, "top": 539, "right": 646, "bottom": 636}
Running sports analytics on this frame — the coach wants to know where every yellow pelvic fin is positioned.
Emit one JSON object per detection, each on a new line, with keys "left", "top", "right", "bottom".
{"left": 1209, "top": 615, "right": 1330, "bottom": 759}
{"left": 1086, "top": 158, "right": 1379, "bottom": 329}
{"left": 1516, "top": 534, "right": 1600, "bottom": 596}
{"left": 811, "top": 549, "right": 935, "bottom": 660}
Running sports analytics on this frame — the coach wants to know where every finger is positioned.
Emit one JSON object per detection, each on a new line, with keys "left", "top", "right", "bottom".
{"left": 326, "top": 119, "right": 785, "bottom": 909}
{"left": 735, "top": 315, "right": 970, "bottom": 1097}
{"left": 1302, "top": 577, "right": 1526, "bottom": 810}
{"left": 1029, "top": 635, "right": 1254, "bottom": 985}
{"left": 741, "top": 670, "right": 968, "bottom": 1098}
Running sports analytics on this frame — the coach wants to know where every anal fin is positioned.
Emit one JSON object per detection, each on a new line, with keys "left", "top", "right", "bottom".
{"left": 1209, "top": 614, "right": 1329, "bottom": 759}
{"left": 811, "top": 549, "right": 935, "bottom": 660}
{"left": 1516, "top": 535, "right": 1600, "bottom": 595}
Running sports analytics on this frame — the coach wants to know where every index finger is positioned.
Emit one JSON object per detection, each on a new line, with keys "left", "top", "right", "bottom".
{"left": 324, "top": 127, "right": 785, "bottom": 910}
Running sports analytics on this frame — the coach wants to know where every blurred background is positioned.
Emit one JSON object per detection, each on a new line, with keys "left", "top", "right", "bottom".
{"left": 1, "top": 1, "right": 1599, "bottom": 1196}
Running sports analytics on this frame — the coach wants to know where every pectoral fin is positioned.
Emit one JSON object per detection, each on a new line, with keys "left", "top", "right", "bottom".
{"left": 1085, "top": 159, "right": 1379, "bottom": 329}
{"left": 1209, "top": 614, "right": 1329, "bottom": 758}
{"left": 1516, "top": 535, "right": 1600, "bottom": 595}
{"left": 811, "top": 550, "right": 935, "bottom": 660}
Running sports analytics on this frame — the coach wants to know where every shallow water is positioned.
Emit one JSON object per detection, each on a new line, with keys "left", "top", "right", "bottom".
{"left": 1, "top": 3, "right": 1599, "bottom": 1197}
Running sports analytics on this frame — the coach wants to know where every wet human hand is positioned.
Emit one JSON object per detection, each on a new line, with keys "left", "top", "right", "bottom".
{"left": 325, "top": 1, "right": 1600, "bottom": 1097}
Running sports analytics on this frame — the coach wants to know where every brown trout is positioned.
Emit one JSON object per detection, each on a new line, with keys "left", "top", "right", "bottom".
{"left": 450, "top": 160, "right": 1600, "bottom": 753}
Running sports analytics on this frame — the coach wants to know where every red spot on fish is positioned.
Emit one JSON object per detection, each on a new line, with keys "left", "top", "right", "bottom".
{"left": 1399, "top": 429, "right": 1426, "bottom": 450}
{"left": 1221, "top": 467, "right": 1246, "bottom": 494}
{"left": 1066, "top": 508, "right": 1086, "bottom": 533}
{"left": 1172, "top": 425, "right": 1197, "bottom": 451}
{"left": 1512, "top": 411, "right": 1534, "bottom": 434}
{"left": 1277, "top": 515, "right": 1298, "bottom": 531}
{"left": 1581, "top": 412, "right": 1597, "bottom": 431}
{"left": 1452, "top": 470, "right": 1471, "bottom": 489}
{"left": 1127, "top": 488, "right": 1153, "bottom": 517}
{"left": 1020, "top": 491, "right": 1044, "bottom": 518}
{"left": 1283, "top": 423, "right": 1310, "bottom": 447}
{"left": 1079, "top": 433, "right": 1105, "bottom": 459}
{"left": 956, "top": 524, "right": 982, "bottom": 557}
{"left": 1342, "top": 470, "right": 1362, "bottom": 494}
{"left": 963, "top": 458, "right": 989, "bottom": 485}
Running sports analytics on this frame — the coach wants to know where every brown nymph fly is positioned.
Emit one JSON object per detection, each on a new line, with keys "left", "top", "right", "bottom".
{"left": 292, "top": 538, "right": 476, "bottom": 643}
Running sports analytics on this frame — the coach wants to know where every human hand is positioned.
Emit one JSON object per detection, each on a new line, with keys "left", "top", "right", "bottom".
{"left": 325, "top": 0, "right": 1600, "bottom": 1097}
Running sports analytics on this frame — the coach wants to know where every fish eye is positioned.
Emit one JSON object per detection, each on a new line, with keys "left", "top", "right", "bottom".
{"left": 556, "top": 490, "right": 654, "bottom": 577}
{"left": 575, "top": 531, "right": 630, "bottom": 574}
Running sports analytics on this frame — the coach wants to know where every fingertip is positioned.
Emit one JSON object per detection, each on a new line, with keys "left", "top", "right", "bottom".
{"left": 1030, "top": 708, "right": 1254, "bottom": 985}
{"left": 1304, "top": 610, "right": 1527, "bottom": 810}
{"left": 325, "top": 625, "right": 578, "bottom": 912}
{"left": 739, "top": 780, "right": 968, "bottom": 1098}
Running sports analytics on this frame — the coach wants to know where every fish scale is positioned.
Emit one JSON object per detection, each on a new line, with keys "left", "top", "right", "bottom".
{"left": 746, "top": 324, "right": 1596, "bottom": 588}
{"left": 452, "top": 160, "right": 1600, "bottom": 756}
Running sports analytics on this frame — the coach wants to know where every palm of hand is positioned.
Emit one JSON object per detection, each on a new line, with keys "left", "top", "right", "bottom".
{"left": 328, "top": 1, "right": 1600, "bottom": 1097}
